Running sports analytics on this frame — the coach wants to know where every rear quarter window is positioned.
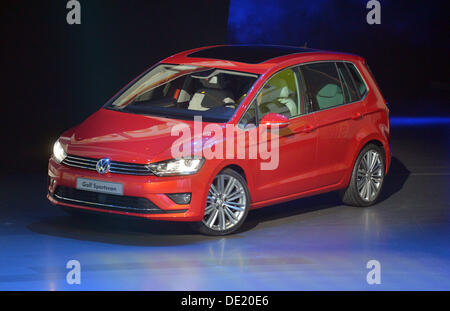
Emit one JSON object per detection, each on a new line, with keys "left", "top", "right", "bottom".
{"left": 336, "top": 62, "right": 359, "bottom": 103}
{"left": 346, "top": 63, "right": 368, "bottom": 98}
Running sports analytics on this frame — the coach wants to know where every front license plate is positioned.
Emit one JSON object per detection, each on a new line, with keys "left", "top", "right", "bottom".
{"left": 76, "top": 178, "right": 123, "bottom": 195}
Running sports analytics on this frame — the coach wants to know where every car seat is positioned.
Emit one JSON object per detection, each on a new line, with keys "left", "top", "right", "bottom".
{"left": 316, "top": 84, "right": 344, "bottom": 109}
{"left": 188, "top": 74, "right": 235, "bottom": 111}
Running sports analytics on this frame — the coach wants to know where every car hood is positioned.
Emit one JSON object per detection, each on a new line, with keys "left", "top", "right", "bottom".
{"left": 60, "top": 109, "right": 224, "bottom": 163}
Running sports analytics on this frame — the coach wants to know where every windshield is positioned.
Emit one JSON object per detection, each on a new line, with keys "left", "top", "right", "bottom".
{"left": 104, "top": 64, "right": 259, "bottom": 122}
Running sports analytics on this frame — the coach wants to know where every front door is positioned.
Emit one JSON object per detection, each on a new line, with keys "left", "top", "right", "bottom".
{"left": 239, "top": 67, "right": 318, "bottom": 202}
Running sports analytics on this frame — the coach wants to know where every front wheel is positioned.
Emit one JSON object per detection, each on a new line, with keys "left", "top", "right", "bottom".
{"left": 190, "top": 168, "right": 250, "bottom": 235}
{"left": 340, "top": 144, "right": 386, "bottom": 207}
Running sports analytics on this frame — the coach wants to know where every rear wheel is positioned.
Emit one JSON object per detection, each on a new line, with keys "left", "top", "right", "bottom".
{"left": 191, "top": 168, "right": 250, "bottom": 235}
{"left": 340, "top": 144, "right": 385, "bottom": 207}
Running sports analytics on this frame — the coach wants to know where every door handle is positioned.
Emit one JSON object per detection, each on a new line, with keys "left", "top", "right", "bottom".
{"left": 351, "top": 112, "right": 363, "bottom": 120}
{"left": 295, "top": 124, "right": 316, "bottom": 134}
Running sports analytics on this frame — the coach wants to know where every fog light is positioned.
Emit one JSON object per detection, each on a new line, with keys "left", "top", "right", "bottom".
{"left": 167, "top": 193, "right": 191, "bottom": 204}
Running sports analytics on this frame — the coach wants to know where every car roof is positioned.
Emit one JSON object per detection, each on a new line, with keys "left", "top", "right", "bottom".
{"left": 161, "top": 45, "right": 364, "bottom": 75}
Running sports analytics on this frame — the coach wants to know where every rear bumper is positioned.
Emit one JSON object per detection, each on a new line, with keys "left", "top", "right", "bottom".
{"left": 47, "top": 157, "right": 210, "bottom": 221}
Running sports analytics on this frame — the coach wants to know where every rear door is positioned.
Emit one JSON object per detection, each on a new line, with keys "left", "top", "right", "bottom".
{"left": 300, "top": 61, "right": 367, "bottom": 187}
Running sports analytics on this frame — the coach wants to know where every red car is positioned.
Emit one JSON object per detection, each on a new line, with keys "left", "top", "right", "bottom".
{"left": 48, "top": 45, "right": 390, "bottom": 235}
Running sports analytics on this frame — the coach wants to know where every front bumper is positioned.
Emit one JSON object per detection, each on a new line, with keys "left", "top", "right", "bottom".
{"left": 47, "top": 157, "right": 210, "bottom": 221}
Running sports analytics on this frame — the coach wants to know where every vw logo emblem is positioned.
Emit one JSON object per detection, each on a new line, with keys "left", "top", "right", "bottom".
{"left": 96, "top": 158, "right": 111, "bottom": 174}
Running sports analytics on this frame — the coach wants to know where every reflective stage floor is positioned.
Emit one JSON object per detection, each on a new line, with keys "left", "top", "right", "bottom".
{"left": 1, "top": 119, "right": 449, "bottom": 290}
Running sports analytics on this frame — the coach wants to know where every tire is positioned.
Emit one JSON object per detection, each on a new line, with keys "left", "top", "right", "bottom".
{"left": 340, "top": 143, "right": 386, "bottom": 207}
{"left": 190, "top": 168, "right": 250, "bottom": 235}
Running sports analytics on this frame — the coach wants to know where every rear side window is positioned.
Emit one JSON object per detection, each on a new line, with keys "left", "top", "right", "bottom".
{"left": 300, "top": 62, "right": 344, "bottom": 111}
{"left": 336, "top": 62, "right": 359, "bottom": 103}
{"left": 346, "top": 63, "right": 367, "bottom": 98}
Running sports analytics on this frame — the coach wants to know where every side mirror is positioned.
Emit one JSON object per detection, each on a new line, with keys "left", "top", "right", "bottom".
{"left": 260, "top": 112, "right": 290, "bottom": 129}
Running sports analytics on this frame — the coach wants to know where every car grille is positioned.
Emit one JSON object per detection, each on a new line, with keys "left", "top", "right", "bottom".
{"left": 53, "top": 186, "right": 168, "bottom": 214}
{"left": 62, "top": 154, "right": 153, "bottom": 176}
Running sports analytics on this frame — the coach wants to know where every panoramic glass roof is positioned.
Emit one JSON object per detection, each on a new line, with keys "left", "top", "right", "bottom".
{"left": 187, "top": 45, "right": 317, "bottom": 64}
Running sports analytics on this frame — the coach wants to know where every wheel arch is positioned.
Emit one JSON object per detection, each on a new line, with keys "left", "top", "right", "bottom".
{"left": 221, "top": 164, "right": 247, "bottom": 181}
{"left": 208, "top": 162, "right": 253, "bottom": 204}
{"left": 343, "top": 135, "right": 390, "bottom": 188}
{"left": 353, "top": 136, "right": 389, "bottom": 173}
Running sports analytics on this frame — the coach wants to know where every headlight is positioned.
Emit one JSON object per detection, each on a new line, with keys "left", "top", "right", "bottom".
{"left": 148, "top": 158, "right": 205, "bottom": 176}
{"left": 53, "top": 140, "right": 67, "bottom": 163}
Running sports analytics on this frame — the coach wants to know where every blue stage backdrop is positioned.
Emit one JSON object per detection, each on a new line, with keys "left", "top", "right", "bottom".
{"left": 227, "top": 0, "right": 437, "bottom": 48}
{"left": 227, "top": 0, "right": 448, "bottom": 101}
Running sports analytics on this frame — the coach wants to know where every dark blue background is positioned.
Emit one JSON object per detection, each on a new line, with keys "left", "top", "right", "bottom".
{"left": 227, "top": 0, "right": 448, "bottom": 98}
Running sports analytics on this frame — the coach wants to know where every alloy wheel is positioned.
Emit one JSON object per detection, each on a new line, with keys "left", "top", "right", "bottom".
{"left": 202, "top": 174, "right": 247, "bottom": 232}
{"left": 356, "top": 150, "right": 383, "bottom": 202}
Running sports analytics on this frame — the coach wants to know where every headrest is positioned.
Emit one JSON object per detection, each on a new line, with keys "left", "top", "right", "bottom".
{"left": 280, "top": 86, "right": 290, "bottom": 98}
{"left": 317, "top": 84, "right": 342, "bottom": 98}
{"left": 199, "top": 74, "right": 227, "bottom": 89}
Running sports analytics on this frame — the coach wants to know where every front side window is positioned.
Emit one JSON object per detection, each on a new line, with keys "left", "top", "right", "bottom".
{"left": 238, "top": 102, "right": 257, "bottom": 129}
{"left": 253, "top": 68, "right": 301, "bottom": 121}
{"left": 105, "top": 64, "right": 258, "bottom": 123}
{"left": 300, "top": 62, "right": 344, "bottom": 111}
